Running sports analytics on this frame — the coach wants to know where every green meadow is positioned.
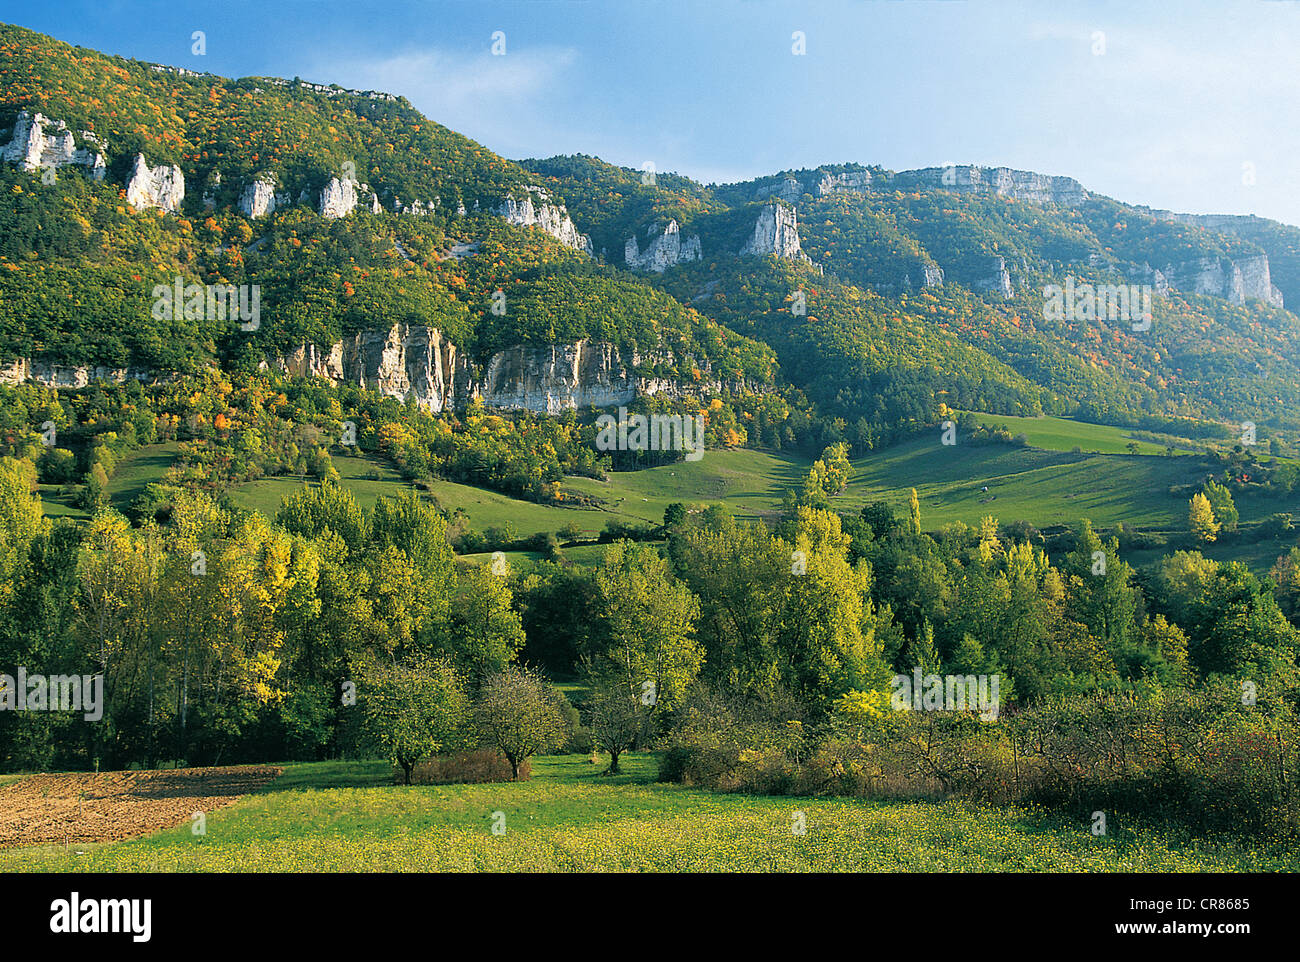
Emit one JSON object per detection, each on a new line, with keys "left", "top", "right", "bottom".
{"left": 1, "top": 758, "right": 1289, "bottom": 873}
{"left": 41, "top": 416, "right": 1300, "bottom": 578}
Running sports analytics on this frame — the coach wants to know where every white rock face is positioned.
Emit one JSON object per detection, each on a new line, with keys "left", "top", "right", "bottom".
{"left": 975, "top": 255, "right": 1013, "bottom": 298}
{"left": 741, "top": 204, "right": 810, "bottom": 263}
{"left": 815, "top": 170, "right": 872, "bottom": 196}
{"left": 240, "top": 176, "right": 278, "bottom": 218}
{"left": 1161, "top": 255, "right": 1283, "bottom": 308}
{"left": 1130, "top": 263, "right": 1171, "bottom": 297}
{"left": 755, "top": 177, "right": 803, "bottom": 202}
{"left": 1, "top": 111, "right": 106, "bottom": 180}
{"left": 625, "top": 220, "right": 702, "bottom": 272}
{"left": 899, "top": 165, "right": 1087, "bottom": 206}
{"left": 318, "top": 176, "right": 357, "bottom": 218}
{"left": 0, "top": 358, "right": 155, "bottom": 389}
{"left": 266, "top": 325, "right": 469, "bottom": 412}
{"left": 126, "top": 154, "right": 185, "bottom": 212}
{"left": 496, "top": 190, "right": 592, "bottom": 254}
{"left": 260, "top": 325, "right": 742, "bottom": 413}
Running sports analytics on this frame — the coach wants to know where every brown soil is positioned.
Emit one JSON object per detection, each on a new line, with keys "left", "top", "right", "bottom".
{"left": 0, "top": 765, "right": 281, "bottom": 848}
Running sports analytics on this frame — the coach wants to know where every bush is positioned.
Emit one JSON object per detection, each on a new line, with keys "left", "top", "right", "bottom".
{"left": 410, "top": 749, "right": 526, "bottom": 784}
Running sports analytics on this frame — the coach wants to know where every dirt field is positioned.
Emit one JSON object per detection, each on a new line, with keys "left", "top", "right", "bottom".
{"left": 0, "top": 765, "right": 281, "bottom": 848}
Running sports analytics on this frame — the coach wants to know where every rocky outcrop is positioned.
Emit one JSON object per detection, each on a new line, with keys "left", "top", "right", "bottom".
{"left": 496, "top": 189, "right": 592, "bottom": 254}
{"left": 0, "top": 110, "right": 106, "bottom": 180}
{"left": 896, "top": 165, "right": 1087, "bottom": 207}
{"left": 625, "top": 220, "right": 702, "bottom": 272}
{"left": 741, "top": 203, "right": 811, "bottom": 263}
{"left": 318, "top": 176, "right": 356, "bottom": 218}
{"left": 126, "top": 154, "right": 184, "bottom": 212}
{"left": 1161, "top": 255, "right": 1283, "bottom": 308}
{"left": 1129, "top": 263, "right": 1171, "bottom": 297}
{"left": 815, "top": 169, "right": 871, "bottom": 196}
{"left": 975, "top": 255, "right": 1013, "bottom": 298}
{"left": 240, "top": 175, "right": 278, "bottom": 218}
{"left": 0, "top": 358, "right": 155, "bottom": 389}
{"left": 259, "top": 325, "right": 739, "bottom": 414}
{"left": 316, "top": 176, "right": 383, "bottom": 218}
{"left": 1143, "top": 212, "right": 1284, "bottom": 307}
{"left": 265, "top": 325, "right": 471, "bottom": 412}
{"left": 755, "top": 177, "right": 803, "bottom": 202}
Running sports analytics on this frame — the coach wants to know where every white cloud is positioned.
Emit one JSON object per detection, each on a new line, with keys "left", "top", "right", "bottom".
{"left": 300, "top": 45, "right": 578, "bottom": 151}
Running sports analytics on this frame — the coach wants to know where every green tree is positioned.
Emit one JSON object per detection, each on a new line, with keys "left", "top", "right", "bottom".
{"left": 1202, "top": 481, "right": 1239, "bottom": 533}
{"left": 584, "top": 677, "right": 642, "bottom": 775}
{"left": 473, "top": 665, "right": 569, "bottom": 779}
{"left": 358, "top": 655, "right": 468, "bottom": 784}
{"left": 594, "top": 540, "right": 703, "bottom": 723}
{"left": 1189, "top": 492, "right": 1220, "bottom": 543}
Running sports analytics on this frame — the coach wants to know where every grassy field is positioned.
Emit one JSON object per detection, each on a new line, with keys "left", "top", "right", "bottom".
{"left": 959, "top": 411, "right": 1171, "bottom": 456}
{"left": 560, "top": 447, "right": 807, "bottom": 526}
{"left": 837, "top": 439, "right": 1205, "bottom": 529}
{"left": 0, "top": 757, "right": 1288, "bottom": 873}
{"left": 228, "top": 450, "right": 414, "bottom": 517}
{"left": 37, "top": 440, "right": 184, "bottom": 521}
{"left": 42, "top": 418, "right": 1300, "bottom": 577}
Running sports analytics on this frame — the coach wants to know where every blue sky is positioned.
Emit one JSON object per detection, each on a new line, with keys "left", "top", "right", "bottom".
{"left": 4, "top": 0, "right": 1300, "bottom": 225}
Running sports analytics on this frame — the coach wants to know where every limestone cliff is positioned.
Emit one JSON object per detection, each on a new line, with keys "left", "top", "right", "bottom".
{"left": 1161, "top": 254, "right": 1283, "bottom": 308}
{"left": 0, "top": 358, "right": 156, "bottom": 389}
{"left": 254, "top": 325, "right": 740, "bottom": 414}
{"left": 240, "top": 175, "right": 278, "bottom": 218}
{"left": 974, "top": 255, "right": 1013, "bottom": 298}
{"left": 815, "top": 169, "right": 871, "bottom": 196}
{"left": 625, "top": 220, "right": 702, "bottom": 272}
{"left": 896, "top": 165, "right": 1087, "bottom": 207}
{"left": 1145, "top": 212, "right": 1284, "bottom": 307}
{"left": 496, "top": 188, "right": 592, "bottom": 254}
{"left": 755, "top": 177, "right": 803, "bottom": 202}
{"left": 0, "top": 110, "right": 106, "bottom": 180}
{"left": 125, "top": 153, "right": 184, "bottom": 212}
{"left": 741, "top": 203, "right": 811, "bottom": 264}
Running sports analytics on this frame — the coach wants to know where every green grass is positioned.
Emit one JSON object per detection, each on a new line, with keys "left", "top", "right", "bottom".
{"left": 458, "top": 543, "right": 611, "bottom": 575}
{"left": 958, "top": 411, "right": 1171, "bottom": 456}
{"left": 53, "top": 420, "right": 1298, "bottom": 564}
{"left": 837, "top": 438, "right": 1208, "bottom": 529}
{"left": 423, "top": 478, "right": 610, "bottom": 536}
{"left": 38, "top": 441, "right": 183, "bottom": 521}
{"left": 1124, "top": 536, "right": 1299, "bottom": 576}
{"left": 227, "top": 451, "right": 414, "bottom": 516}
{"left": 561, "top": 448, "right": 808, "bottom": 525}
{"left": 0, "top": 757, "right": 1287, "bottom": 872}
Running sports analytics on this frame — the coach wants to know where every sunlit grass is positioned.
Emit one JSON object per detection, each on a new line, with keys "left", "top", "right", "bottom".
{"left": 0, "top": 757, "right": 1289, "bottom": 873}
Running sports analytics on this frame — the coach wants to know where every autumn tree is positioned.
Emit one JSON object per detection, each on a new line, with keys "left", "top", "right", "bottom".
{"left": 1189, "top": 493, "right": 1220, "bottom": 543}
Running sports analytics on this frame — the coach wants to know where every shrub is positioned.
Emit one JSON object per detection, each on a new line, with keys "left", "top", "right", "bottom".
{"left": 410, "top": 749, "right": 526, "bottom": 784}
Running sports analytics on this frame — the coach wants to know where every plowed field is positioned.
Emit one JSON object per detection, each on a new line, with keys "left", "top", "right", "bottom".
{"left": 0, "top": 766, "right": 281, "bottom": 848}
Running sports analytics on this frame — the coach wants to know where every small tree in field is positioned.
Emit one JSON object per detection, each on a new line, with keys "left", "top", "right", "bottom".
{"left": 358, "top": 656, "right": 468, "bottom": 784}
{"left": 474, "top": 666, "right": 569, "bottom": 779}
{"left": 1189, "top": 492, "right": 1220, "bottom": 544}
{"left": 585, "top": 679, "right": 642, "bottom": 775}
